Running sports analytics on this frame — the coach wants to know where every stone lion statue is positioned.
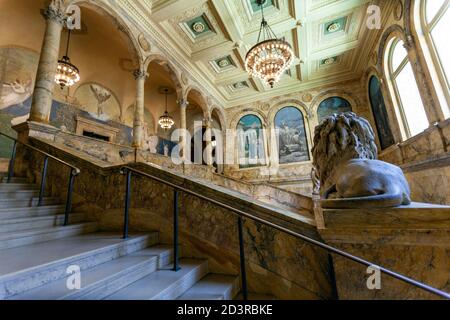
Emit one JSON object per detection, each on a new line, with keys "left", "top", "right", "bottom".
{"left": 312, "top": 112, "right": 411, "bottom": 209}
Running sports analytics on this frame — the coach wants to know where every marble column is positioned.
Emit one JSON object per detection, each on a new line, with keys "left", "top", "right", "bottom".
{"left": 179, "top": 100, "right": 188, "bottom": 161}
{"left": 204, "top": 117, "right": 213, "bottom": 166}
{"left": 132, "top": 69, "right": 148, "bottom": 148}
{"left": 29, "top": 2, "right": 66, "bottom": 123}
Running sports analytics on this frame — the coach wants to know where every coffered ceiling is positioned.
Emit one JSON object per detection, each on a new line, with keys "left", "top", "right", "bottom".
{"left": 124, "top": 0, "right": 392, "bottom": 107}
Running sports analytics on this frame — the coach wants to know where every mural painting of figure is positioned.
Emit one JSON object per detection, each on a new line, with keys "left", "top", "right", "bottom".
{"left": 0, "top": 78, "right": 33, "bottom": 110}
{"left": 89, "top": 84, "right": 112, "bottom": 119}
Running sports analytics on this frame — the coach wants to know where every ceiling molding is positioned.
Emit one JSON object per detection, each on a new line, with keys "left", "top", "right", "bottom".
{"left": 114, "top": 0, "right": 389, "bottom": 108}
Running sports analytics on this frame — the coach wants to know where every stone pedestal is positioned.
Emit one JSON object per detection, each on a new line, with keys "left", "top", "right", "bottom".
{"left": 319, "top": 204, "right": 450, "bottom": 300}
{"left": 13, "top": 121, "right": 59, "bottom": 144}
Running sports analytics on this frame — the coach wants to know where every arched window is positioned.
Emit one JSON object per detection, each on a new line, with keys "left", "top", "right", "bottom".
{"left": 369, "top": 76, "right": 395, "bottom": 149}
{"left": 387, "top": 38, "right": 429, "bottom": 138}
{"left": 317, "top": 97, "right": 352, "bottom": 123}
{"left": 420, "top": 0, "right": 450, "bottom": 117}
{"left": 237, "top": 115, "right": 266, "bottom": 169}
{"left": 274, "top": 107, "right": 310, "bottom": 164}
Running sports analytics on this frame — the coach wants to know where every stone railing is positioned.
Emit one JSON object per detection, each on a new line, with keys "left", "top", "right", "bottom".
{"left": 379, "top": 118, "right": 450, "bottom": 205}
{"left": 319, "top": 204, "right": 450, "bottom": 299}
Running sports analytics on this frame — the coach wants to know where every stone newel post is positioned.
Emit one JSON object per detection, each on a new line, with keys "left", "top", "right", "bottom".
{"left": 132, "top": 69, "right": 148, "bottom": 148}
{"left": 204, "top": 117, "right": 213, "bottom": 166}
{"left": 179, "top": 100, "right": 188, "bottom": 161}
{"left": 29, "top": 2, "right": 66, "bottom": 123}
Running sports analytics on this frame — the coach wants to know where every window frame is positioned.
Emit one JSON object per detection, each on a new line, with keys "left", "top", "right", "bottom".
{"left": 420, "top": 0, "right": 450, "bottom": 117}
{"left": 388, "top": 38, "right": 413, "bottom": 138}
{"left": 387, "top": 37, "right": 430, "bottom": 139}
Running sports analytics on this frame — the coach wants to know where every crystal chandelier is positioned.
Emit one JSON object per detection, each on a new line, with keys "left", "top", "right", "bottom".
{"left": 245, "top": 0, "right": 294, "bottom": 88}
{"left": 55, "top": 29, "right": 80, "bottom": 89}
{"left": 158, "top": 88, "right": 175, "bottom": 130}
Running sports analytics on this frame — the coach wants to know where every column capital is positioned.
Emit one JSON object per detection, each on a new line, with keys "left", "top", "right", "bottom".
{"left": 41, "top": 0, "right": 66, "bottom": 25}
{"left": 178, "top": 99, "right": 189, "bottom": 109}
{"left": 133, "top": 69, "right": 149, "bottom": 80}
{"left": 403, "top": 35, "right": 415, "bottom": 52}
{"left": 204, "top": 117, "right": 212, "bottom": 128}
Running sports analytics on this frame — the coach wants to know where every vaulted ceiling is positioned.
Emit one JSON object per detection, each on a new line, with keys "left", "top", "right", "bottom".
{"left": 126, "top": 0, "right": 391, "bottom": 107}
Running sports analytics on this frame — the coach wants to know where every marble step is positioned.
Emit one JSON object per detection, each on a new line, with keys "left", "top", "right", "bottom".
{"left": 0, "top": 183, "right": 38, "bottom": 191}
{"left": 105, "top": 259, "right": 208, "bottom": 300}
{"left": 0, "top": 213, "right": 86, "bottom": 233}
{"left": 0, "top": 190, "right": 39, "bottom": 200}
{"left": 0, "top": 232, "right": 158, "bottom": 299}
{"left": 0, "top": 177, "right": 28, "bottom": 184}
{"left": 176, "top": 274, "right": 240, "bottom": 300}
{"left": 8, "top": 245, "right": 173, "bottom": 300}
{"left": 0, "top": 197, "right": 61, "bottom": 209}
{"left": 0, "top": 222, "right": 98, "bottom": 250}
{"left": 0, "top": 205, "right": 65, "bottom": 219}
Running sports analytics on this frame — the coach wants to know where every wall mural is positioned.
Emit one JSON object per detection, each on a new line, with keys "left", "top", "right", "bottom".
{"left": 74, "top": 83, "right": 121, "bottom": 122}
{"left": 237, "top": 114, "right": 266, "bottom": 169}
{"left": 0, "top": 47, "right": 38, "bottom": 157}
{"left": 275, "top": 107, "right": 310, "bottom": 164}
{"left": 369, "top": 76, "right": 395, "bottom": 150}
{"left": 317, "top": 96, "right": 352, "bottom": 123}
{"left": 49, "top": 102, "right": 133, "bottom": 146}
{"left": 0, "top": 47, "right": 135, "bottom": 156}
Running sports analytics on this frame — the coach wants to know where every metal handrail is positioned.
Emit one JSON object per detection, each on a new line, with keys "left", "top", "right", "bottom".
{"left": 120, "top": 165, "right": 450, "bottom": 300}
{"left": 0, "top": 132, "right": 80, "bottom": 175}
{"left": 0, "top": 131, "right": 80, "bottom": 225}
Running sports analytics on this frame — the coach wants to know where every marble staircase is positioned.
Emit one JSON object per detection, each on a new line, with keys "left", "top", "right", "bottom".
{"left": 0, "top": 176, "right": 240, "bottom": 300}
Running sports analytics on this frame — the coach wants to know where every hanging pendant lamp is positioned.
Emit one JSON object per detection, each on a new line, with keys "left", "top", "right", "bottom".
{"left": 245, "top": 0, "right": 294, "bottom": 88}
{"left": 158, "top": 88, "right": 175, "bottom": 130}
{"left": 55, "top": 29, "right": 80, "bottom": 89}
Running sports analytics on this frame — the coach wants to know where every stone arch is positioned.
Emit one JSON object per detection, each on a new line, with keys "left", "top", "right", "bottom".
{"left": 269, "top": 100, "right": 310, "bottom": 120}
{"left": 69, "top": 0, "right": 143, "bottom": 68}
{"left": 230, "top": 108, "right": 268, "bottom": 130}
{"left": 0, "top": 44, "right": 40, "bottom": 55}
{"left": 144, "top": 53, "right": 183, "bottom": 101}
{"left": 311, "top": 90, "right": 358, "bottom": 117}
{"left": 377, "top": 24, "right": 407, "bottom": 73}
{"left": 210, "top": 105, "right": 227, "bottom": 130}
{"left": 184, "top": 85, "right": 210, "bottom": 119}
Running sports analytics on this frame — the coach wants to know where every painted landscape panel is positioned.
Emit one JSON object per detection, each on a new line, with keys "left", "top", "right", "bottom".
{"left": 237, "top": 114, "right": 265, "bottom": 169}
{"left": 275, "top": 107, "right": 310, "bottom": 164}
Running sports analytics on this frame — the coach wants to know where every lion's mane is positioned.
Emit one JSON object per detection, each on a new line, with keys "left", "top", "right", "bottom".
{"left": 312, "top": 112, "right": 378, "bottom": 193}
